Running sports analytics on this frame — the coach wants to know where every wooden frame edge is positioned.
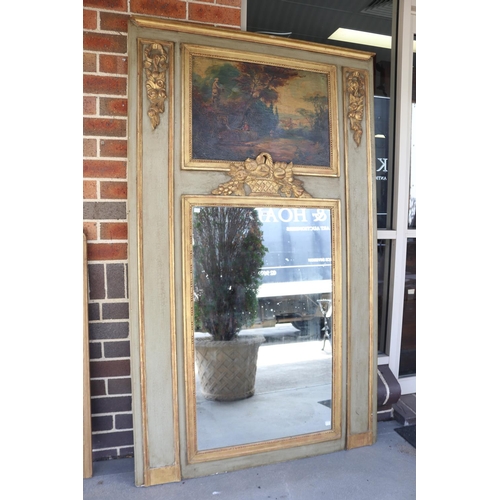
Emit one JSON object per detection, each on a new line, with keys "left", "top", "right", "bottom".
{"left": 147, "top": 465, "right": 182, "bottom": 486}
{"left": 346, "top": 431, "right": 374, "bottom": 450}
{"left": 131, "top": 17, "right": 375, "bottom": 61}
{"left": 343, "top": 66, "right": 376, "bottom": 444}
{"left": 83, "top": 233, "right": 93, "bottom": 479}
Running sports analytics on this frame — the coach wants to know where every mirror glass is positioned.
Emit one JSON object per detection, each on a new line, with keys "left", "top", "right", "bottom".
{"left": 184, "top": 198, "right": 339, "bottom": 455}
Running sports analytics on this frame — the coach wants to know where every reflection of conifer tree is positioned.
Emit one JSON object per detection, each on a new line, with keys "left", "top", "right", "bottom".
{"left": 193, "top": 207, "right": 267, "bottom": 341}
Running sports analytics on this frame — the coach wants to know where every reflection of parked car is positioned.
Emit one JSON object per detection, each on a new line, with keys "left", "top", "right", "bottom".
{"left": 252, "top": 207, "right": 333, "bottom": 338}
{"left": 256, "top": 291, "right": 332, "bottom": 339}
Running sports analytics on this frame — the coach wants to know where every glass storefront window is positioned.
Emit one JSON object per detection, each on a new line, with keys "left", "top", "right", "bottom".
{"left": 399, "top": 238, "right": 416, "bottom": 376}
{"left": 371, "top": 47, "right": 394, "bottom": 231}
{"left": 375, "top": 96, "right": 391, "bottom": 229}
{"left": 247, "top": 1, "right": 417, "bottom": 389}
{"left": 377, "top": 240, "right": 391, "bottom": 353}
{"left": 408, "top": 49, "right": 416, "bottom": 230}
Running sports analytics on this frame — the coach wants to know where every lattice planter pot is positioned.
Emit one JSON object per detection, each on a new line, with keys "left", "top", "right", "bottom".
{"left": 195, "top": 335, "right": 265, "bottom": 401}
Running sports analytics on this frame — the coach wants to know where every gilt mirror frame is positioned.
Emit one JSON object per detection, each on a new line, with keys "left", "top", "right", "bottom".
{"left": 182, "top": 195, "right": 342, "bottom": 464}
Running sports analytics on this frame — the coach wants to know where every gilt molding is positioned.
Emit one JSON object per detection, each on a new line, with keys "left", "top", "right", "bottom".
{"left": 345, "top": 69, "right": 366, "bottom": 147}
{"left": 144, "top": 42, "right": 168, "bottom": 130}
{"left": 212, "top": 152, "right": 312, "bottom": 198}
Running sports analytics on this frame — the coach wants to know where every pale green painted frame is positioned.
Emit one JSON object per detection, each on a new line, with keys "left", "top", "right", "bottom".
{"left": 127, "top": 17, "right": 377, "bottom": 486}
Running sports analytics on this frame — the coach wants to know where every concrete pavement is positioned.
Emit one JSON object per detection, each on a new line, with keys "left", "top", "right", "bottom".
{"left": 83, "top": 419, "right": 416, "bottom": 500}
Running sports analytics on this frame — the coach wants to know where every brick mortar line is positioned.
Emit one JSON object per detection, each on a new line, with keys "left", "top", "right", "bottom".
{"left": 83, "top": 169, "right": 128, "bottom": 173}
{"left": 91, "top": 357, "right": 131, "bottom": 362}
{"left": 89, "top": 340, "right": 130, "bottom": 345}
{"left": 84, "top": 26, "right": 129, "bottom": 34}
{"left": 83, "top": 195, "right": 128, "bottom": 199}
{"left": 88, "top": 305, "right": 129, "bottom": 311}
{"left": 84, "top": 178, "right": 124, "bottom": 189}
{"left": 83, "top": 182, "right": 127, "bottom": 186}
{"left": 189, "top": 0, "right": 242, "bottom": 7}
{"left": 83, "top": 134, "right": 128, "bottom": 140}
{"left": 91, "top": 357, "right": 131, "bottom": 364}
{"left": 88, "top": 320, "right": 130, "bottom": 324}
{"left": 83, "top": 7, "right": 132, "bottom": 16}
{"left": 83, "top": 81, "right": 128, "bottom": 86}
{"left": 89, "top": 348, "right": 130, "bottom": 352}
{"left": 85, "top": 149, "right": 126, "bottom": 162}
{"left": 85, "top": 257, "right": 129, "bottom": 261}
{"left": 83, "top": 169, "right": 129, "bottom": 172}
{"left": 83, "top": 48, "right": 129, "bottom": 57}
{"left": 83, "top": 130, "right": 128, "bottom": 134}
{"left": 83, "top": 132, "right": 129, "bottom": 138}
{"left": 86, "top": 70, "right": 126, "bottom": 84}
{"left": 90, "top": 339, "right": 130, "bottom": 344}
{"left": 83, "top": 70, "right": 128, "bottom": 77}
{"left": 92, "top": 446, "right": 134, "bottom": 452}
{"left": 86, "top": 261, "right": 129, "bottom": 266}
{"left": 84, "top": 224, "right": 129, "bottom": 228}
{"left": 84, "top": 212, "right": 129, "bottom": 215}
{"left": 92, "top": 429, "right": 134, "bottom": 437}
{"left": 91, "top": 393, "right": 132, "bottom": 399}
{"left": 91, "top": 430, "right": 134, "bottom": 438}
{"left": 83, "top": 1, "right": 244, "bottom": 10}
{"left": 89, "top": 301, "right": 129, "bottom": 308}
{"left": 85, "top": 138, "right": 128, "bottom": 142}
{"left": 83, "top": 227, "right": 128, "bottom": 230}
{"left": 84, "top": 59, "right": 127, "bottom": 67}
{"left": 83, "top": 94, "right": 129, "bottom": 101}
{"left": 83, "top": 197, "right": 128, "bottom": 201}
{"left": 84, "top": 210, "right": 129, "bottom": 213}
{"left": 83, "top": 120, "right": 128, "bottom": 125}
{"left": 84, "top": 33, "right": 129, "bottom": 41}
{"left": 88, "top": 327, "right": 129, "bottom": 332}
{"left": 91, "top": 387, "right": 132, "bottom": 393}
{"left": 88, "top": 298, "right": 130, "bottom": 303}
{"left": 83, "top": 157, "right": 128, "bottom": 162}
{"left": 83, "top": 199, "right": 128, "bottom": 203}
{"left": 84, "top": 70, "right": 128, "bottom": 78}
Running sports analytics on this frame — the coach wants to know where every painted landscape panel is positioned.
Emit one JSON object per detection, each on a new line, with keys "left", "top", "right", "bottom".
{"left": 189, "top": 52, "right": 334, "bottom": 172}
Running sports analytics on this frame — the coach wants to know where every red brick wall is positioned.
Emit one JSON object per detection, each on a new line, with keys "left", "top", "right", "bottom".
{"left": 83, "top": 0, "right": 242, "bottom": 461}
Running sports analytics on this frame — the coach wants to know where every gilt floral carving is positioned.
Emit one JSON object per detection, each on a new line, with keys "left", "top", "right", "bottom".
{"left": 345, "top": 70, "right": 366, "bottom": 147}
{"left": 144, "top": 43, "right": 168, "bottom": 130}
{"left": 212, "top": 152, "right": 311, "bottom": 198}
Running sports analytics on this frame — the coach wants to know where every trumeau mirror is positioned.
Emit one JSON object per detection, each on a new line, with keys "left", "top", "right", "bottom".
{"left": 182, "top": 190, "right": 342, "bottom": 463}
{"left": 128, "top": 18, "right": 377, "bottom": 486}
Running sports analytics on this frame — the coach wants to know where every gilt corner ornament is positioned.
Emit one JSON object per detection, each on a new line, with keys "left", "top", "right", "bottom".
{"left": 212, "top": 152, "right": 312, "bottom": 198}
{"left": 345, "top": 70, "right": 366, "bottom": 147}
{"left": 144, "top": 43, "right": 168, "bottom": 130}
